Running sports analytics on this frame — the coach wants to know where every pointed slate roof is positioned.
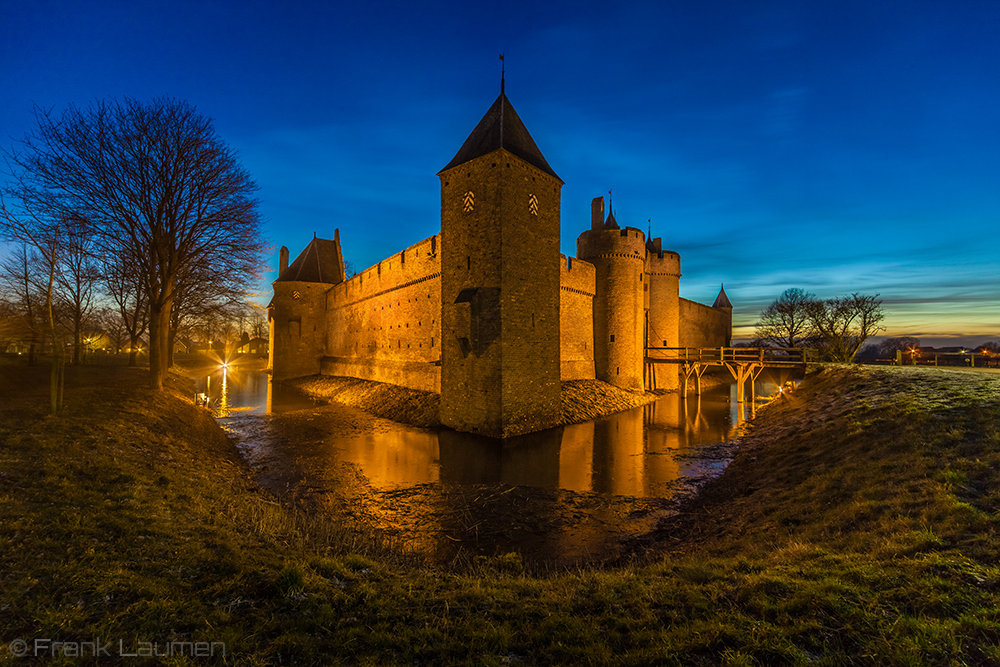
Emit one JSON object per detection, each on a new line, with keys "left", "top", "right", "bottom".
{"left": 276, "top": 234, "right": 345, "bottom": 284}
{"left": 603, "top": 211, "right": 620, "bottom": 230}
{"left": 713, "top": 284, "right": 733, "bottom": 309}
{"left": 440, "top": 90, "right": 561, "bottom": 181}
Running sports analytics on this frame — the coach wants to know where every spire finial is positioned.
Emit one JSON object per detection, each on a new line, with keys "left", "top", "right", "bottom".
{"left": 499, "top": 53, "right": 505, "bottom": 94}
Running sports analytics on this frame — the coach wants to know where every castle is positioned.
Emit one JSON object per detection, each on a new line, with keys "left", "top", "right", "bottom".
{"left": 268, "top": 86, "right": 733, "bottom": 438}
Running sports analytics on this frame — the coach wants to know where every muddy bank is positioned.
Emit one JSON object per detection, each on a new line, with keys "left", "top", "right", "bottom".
{"left": 286, "top": 375, "right": 442, "bottom": 427}
{"left": 283, "top": 374, "right": 677, "bottom": 429}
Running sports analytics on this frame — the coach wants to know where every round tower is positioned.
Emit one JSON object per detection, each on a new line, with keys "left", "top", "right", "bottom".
{"left": 645, "top": 237, "right": 681, "bottom": 390}
{"left": 577, "top": 203, "right": 646, "bottom": 391}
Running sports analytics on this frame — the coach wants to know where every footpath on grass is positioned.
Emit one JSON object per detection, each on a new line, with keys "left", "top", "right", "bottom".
{"left": 2, "top": 358, "right": 999, "bottom": 665}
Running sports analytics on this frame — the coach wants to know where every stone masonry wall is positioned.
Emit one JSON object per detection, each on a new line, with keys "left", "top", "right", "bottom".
{"left": 439, "top": 150, "right": 562, "bottom": 437}
{"left": 560, "top": 254, "right": 595, "bottom": 380}
{"left": 322, "top": 235, "right": 442, "bottom": 392}
{"left": 269, "top": 281, "right": 331, "bottom": 381}
{"left": 678, "top": 298, "right": 730, "bottom": 348}
{"left": 497, "top": 157, "right": 563, "bottom": 436}
{"left": 645, "top": 250, "right": 681, "bottom": 391}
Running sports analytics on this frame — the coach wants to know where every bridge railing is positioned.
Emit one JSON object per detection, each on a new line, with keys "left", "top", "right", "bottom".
{"left": 645, "top": 347, "right": 817, "bottom": 365}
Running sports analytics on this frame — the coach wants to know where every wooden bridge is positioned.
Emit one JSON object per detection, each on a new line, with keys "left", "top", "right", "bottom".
{"left": 644, "top": 347, "right": 816, "bottom": 410}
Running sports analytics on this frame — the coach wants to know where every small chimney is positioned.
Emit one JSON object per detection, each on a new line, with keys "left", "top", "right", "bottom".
{"left": 279, "top": 246, "right": 289, "bottom": 276}
{"left": 591, "top": 196, "right": 604, "bottom": 231}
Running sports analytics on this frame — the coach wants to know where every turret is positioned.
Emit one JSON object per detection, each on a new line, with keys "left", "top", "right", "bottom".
{"left": 268, "top": 232, "right": 346, "bottom": 380}
{"left": 713, "top": 284, "right": 734, "bottom": 347}
{"left": 577, "top": 197, "right": 646, "bottom": 391}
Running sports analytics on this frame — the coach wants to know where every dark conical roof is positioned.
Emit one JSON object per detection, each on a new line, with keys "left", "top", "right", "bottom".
{"left": 713, "top": 284, "right": 733, "bottom": 309}
{"left": 603, "top": 211, "right": 620, "bottom": 230}
{"left": 276, "top": 235, "right": 345, "bottom": 284}
{"left": 439, "top": 91, "right": 561, "bottom": 180}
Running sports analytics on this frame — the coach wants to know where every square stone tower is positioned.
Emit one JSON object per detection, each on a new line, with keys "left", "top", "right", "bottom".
{"left": 438, "top": 86, "right": 563, "bottom": 438}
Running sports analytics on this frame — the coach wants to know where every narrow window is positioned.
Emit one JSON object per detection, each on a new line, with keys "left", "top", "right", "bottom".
{"left": 610, "top": 334, "right": 615, "bottom": 342}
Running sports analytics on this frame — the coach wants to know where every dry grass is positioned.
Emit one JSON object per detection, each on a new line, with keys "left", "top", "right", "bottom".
{"left": 3, "top": 360, "right": 1000, "bottom": 665}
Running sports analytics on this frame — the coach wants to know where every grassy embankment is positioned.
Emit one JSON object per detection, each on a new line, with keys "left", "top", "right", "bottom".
{"left": 2, "top": 360, "right": 999, "bottom": 665}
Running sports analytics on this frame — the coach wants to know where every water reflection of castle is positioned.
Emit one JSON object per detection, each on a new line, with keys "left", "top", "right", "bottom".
{"left": 332, "top": 389, "right": 741, "bottom": 497}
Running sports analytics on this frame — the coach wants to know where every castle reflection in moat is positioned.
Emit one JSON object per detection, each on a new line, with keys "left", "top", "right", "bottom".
{"left": 200, "top": 368, "right": 784, "bottom": 500}
{"left": 202, "top": 368, "right": 790, "bottom": 563}
{"left": 320, "top": 385, "right": 745, "bottom": 498}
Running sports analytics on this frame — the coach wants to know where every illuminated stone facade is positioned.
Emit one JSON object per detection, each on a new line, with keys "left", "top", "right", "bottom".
{"left": 269, "top": 89, "right": 732, "bottom": 437}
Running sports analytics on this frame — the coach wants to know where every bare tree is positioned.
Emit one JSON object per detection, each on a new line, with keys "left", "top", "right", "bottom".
{"left": 879, "top": 336, "right": 920, "bottom": 360}
{"left": 54, "top": 216, "right": 100, "bottom": 364}
{"left": 806, "top": 293, "right": 886, "bottom": 362}
{"left": 0, "top": 296, "right": 22, "bottom": 353}
{"left": 102, "top": 247, "right": 149, "bottom": 366}
{"left": 754, "top": 287, "right": 816, "bottom": 348}
{"left": 95, "top": 306, "right": 129, "bottom": 355}
{"left": 3, "top": 97, "right": 265, "bottom": 390}
{"left": 0, "top": 244, "right": 43, "bottom": 365}
{"left": 0, "top": 208, "right": 70, "bottom": 412}
{"left": 247, "top": 301, "right": 268, "bottom": 341}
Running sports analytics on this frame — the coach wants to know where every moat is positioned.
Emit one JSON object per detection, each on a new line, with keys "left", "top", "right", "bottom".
{"left": 198, "top": 368, "right": 796, "bottom": 566}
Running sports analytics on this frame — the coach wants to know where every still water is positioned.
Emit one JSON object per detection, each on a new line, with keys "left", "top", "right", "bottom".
{"left": 197, "top": 368, "right": 793, "bottom": 565}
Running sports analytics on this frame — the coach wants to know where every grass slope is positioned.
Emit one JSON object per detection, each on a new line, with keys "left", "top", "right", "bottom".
{"left": 1, "top": 362, "right": 999, "bottom": 665}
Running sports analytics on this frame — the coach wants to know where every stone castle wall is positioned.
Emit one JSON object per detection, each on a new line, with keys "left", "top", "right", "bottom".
{"left": 559, "top": 254, "right": 596, "bottom": 380}
{"left": 438, "top": 151, "right": 563, "bottom": 437}
{"left": 269, "top": 281, "right": 332, "bottom": 380}
{"left": 322, "top": 235, "right": 442, "bottom": 392}
{"left": 316, "top": 232, "right": 600, "bottom": 395}
{"left": 279, "top": 229, "right": 730, "bottom": 396}
{"left": 678, "top": 298, "right": 731, "bottom": 348}
{"left": 645, "top": 249, "right": 681, "bottom": 391}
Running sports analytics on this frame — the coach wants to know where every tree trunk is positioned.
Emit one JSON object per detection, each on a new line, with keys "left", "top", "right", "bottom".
{"left": 167, "top": 324, "right": 176, "bottom": 368}
{"left": 128, "top": 334, "right": 139, "bottom": 366}
{"left": 148, "top": 303, "right": 167, "bottom": 390}
{"left": 45, "top": 257, "right": 63, "bottom": 414}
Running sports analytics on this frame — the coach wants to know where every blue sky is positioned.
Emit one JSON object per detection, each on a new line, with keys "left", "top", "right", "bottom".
{"left": 2, "top": 0, "right": 998, "bottom": 346}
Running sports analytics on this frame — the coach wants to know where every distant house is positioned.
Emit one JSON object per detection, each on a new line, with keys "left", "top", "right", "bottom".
{"left": 238, "top": 337, "right": 267, "bottom": 355}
